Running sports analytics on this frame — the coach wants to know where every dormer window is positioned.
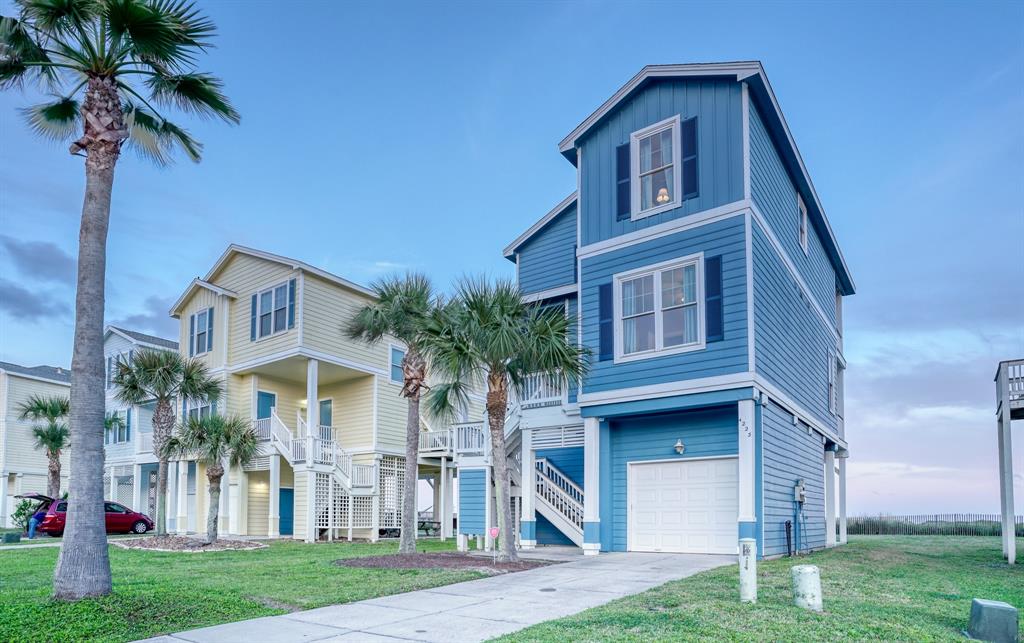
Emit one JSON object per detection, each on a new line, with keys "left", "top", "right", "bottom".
{"left": 798, "top": 194, "right": 809, "bottom": 254}
{"left": 631, "top": 115, "right": 681, "bottom": 219}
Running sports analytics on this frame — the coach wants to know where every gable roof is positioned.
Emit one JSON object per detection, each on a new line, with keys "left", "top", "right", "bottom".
{"left": 503, "top": 192, "right": 577, "bottom": 260}
{"left": 106, "top": 326, "right": 179, "bottom": 351}
{"left": 169, "top": 244, "right": 377, "bottom": 318}
{"left": 0, "top": 361, "right": 71, "bottom": 385}
{"left": 557, "top": 61, "right": 855, "bottom": 295}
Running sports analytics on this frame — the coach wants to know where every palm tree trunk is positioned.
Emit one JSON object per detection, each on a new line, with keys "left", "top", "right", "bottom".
{"left": 206, "top": 467, "right": 223, "bottom": 544}
{"left": 152, "top": 398, "right": 175, "bottom": 536}
{"left": 53, "top": 75, "right": 126, "bottom": 600}
{"left": 47, "top": 452, "right": 61, "bottom": 500}
{"left": 399, "top": 393, "right": 419, "bottom": 554}
{"left": 486, "top": 379, "right": 517, "bottom": 563}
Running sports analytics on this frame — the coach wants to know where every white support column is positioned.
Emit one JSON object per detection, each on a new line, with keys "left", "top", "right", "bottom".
{"left": 109, "top": 467, "right": 117, "bottom": 501}
{"left": 0, "top": 474, "right": 9, "bottom": 528}
{"left": 483, "top": 465, "right": 493, "bottom": 552}
{"left": 824, "top": 448, "right": 837, "bottom": 548}
{"left": 176, "top": 461, "right": 189, "bottom": 534}
{"left": 998, "top": 402, "right": 1016, "bottom": 565}
{"left": 838, "top": 453, "right": 848, "bottom": 544}
{"left": 218, "top": 459, "right": 230, "bottom": 536}
{"left": 439, "top": 457, "right": 448, "bottom": 541}
{"left": 999, "top": 412, "right": 1008, "bottom": 557}
{"left": 165, "top": 462, "right": 177, "bottom": 532}
{"left": 268, "top": 454, "right": 280, "bottom": 537}
{"left": 737, "top": 399, "right": 757, "bottom": 543}
{"left": 132, "top": 464, "right": 143, "bottom": 513}
{"left": 306, "top": 358, "right": 319, "bottom": 433}
{"left": 235, "top": 468, "right": 248, "bottom": 536}
{"left": 520, "top": 428, "right": 536, "bottom": 549}
{"left": 583, "top": 417, "right": 601, "bottom": 555}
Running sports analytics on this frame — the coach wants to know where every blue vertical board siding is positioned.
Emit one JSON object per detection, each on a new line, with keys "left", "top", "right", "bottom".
{"left": 761, "top": 400, "right": 825, "bottom": 555}
{"left": 536, "top": 514, "right": 575, "bottom": 546}
{"left": 578, "top": 79, "right": 744, "bottom": 246}
{"left": 535, "top": 447, "right": 583, "bottom": 486}
{"left": 749, "top": 103, "right": 838, "bottom": 325}
{"left": 458, "top": 469, "right": 486, "bottom": 534}
{"left": 607, "top": 405, "right": 738, "bottom": 551}
{"left": 517, "top": 203, "right": 578, "bottom": 294}
{"left": 580, "top": 215, "right": 748, "bottom": 394}
{"left": 752, "top": 220, "right": 838, "bottom": 433}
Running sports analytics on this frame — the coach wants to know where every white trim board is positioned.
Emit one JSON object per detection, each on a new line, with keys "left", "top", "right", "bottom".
{"left": 227, "top": 347, "right": 387, "bottom": 378}
{"left": 170, "top": 278, "right": 238, "bottom": 318}
{"left": 504, "top": 192, "right": 578, "bottom": 258}
{"left": 522, "top": 283, "right": 578, "bottom": 303}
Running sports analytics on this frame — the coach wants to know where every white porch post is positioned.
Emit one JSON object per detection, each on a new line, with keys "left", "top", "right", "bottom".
{"left": 306, "top": 358, "right": 318, "bottom": 433}
{"left": 108, "top": 467, "right": 117, "bottom": 501}
{"left": 838, "top": 452, "right": 848, "bottom": 544}
{"left": 218, "top": 459, "right": 230, "bottom": 536}
{"left": 176, "top": 461, "right": 188, "bottom": 534}
{"left": 520, "top": 428, "right": 536, "bottom": 549}
{"left": 439, "top": 457, "right": 448, "bottom": 541}
{"left": 234, "top": 469, "right": 247, "bottom": 535}
{"left": 998, "top": 397, "right": 1015, "bottom": 564}
{"left": 268, "top": 454, "right": 280, "bottom": 537}
{"left": 737, "top": 399, "right": 757, "bottom": 543}
{"left": 582, "top": 417, "right": 601, "bottom": 555}
{"left": 483, "top": 465, "right": 493, "bottom": 551}
{"left": 824, "top": 448, "right": 837, "bottom": 548}
{"left": 0, "top": 474, "right": 8, "bottom": 528}
{"left": 132, "top": 464, "right": 143, "bottom": 513}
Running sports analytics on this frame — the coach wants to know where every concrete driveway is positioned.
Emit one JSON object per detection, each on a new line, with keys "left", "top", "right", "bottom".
{"left": 141, "top": 551, "right": 733, "bottom": 643}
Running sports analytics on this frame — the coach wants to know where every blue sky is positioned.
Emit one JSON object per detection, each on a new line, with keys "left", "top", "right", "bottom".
{"left": 1, "top": 1, "right": 1022, "bottom": 514}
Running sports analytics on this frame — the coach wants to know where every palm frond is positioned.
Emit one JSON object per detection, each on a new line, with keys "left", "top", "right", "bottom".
{"left": 122, "top": 100, "right": 203, "bottom": 164}
{"left": 20, "top": 95, "right": 79, "bottom": 141}
{"left": 0, "top": 15, "right": 57, "bottom": 88}
{"left": 174, "top": 414, "right": 257, "bottom": 470}
{"left": 423, "top": 381, "right": 472, "bottom": 425}
{"left": 16, "top": 0, "right": 100, "bottom": 34}
{"left": 152, "top": 0, "right": 215, "bottom": 49}
{"left": 32, "top": 422, "right": 69, "bottom": 452}
{"left": 104, "top": 0, "right": 182, "bottom": 67}
{"left": 17, "top": 393, "right": 70, "bottom": 422}
{"left": 145, "top": 70, "right": 238, "bottom": 123}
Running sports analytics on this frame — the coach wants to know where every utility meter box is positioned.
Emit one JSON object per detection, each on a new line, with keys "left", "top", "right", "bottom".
{"left": 794, "top": 479, "right": 806, "bottom": 503}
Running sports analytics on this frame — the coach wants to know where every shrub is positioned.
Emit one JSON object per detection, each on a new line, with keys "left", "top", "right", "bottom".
{"left": 11, "top": 500, "right": 34, "bottom": 533}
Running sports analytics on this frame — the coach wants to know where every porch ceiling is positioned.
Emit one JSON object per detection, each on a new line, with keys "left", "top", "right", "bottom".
{"left": 242, "top": 355, "right": 368, "bottom": 387}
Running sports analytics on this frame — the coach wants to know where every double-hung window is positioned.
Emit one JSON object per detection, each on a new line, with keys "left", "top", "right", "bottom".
{"left": 194, "top": 309, "right": 209, "bottom": 355}
{"left": 105, "top": 409, "right": 130, "bottom": 444}
{"left": 631, "top": 115, "right": 682, "bottom": 220}
{"left": 615, "top": 254, "right": 704, "bottom": 361}
{"left": 390, "top": 346, "right": 406, "bottom": 383}
{"left": 188, "top": 402, "right": 214, "bottom": 421}
{"left": 257, "top": 282, "right": 289, "bottom": 339}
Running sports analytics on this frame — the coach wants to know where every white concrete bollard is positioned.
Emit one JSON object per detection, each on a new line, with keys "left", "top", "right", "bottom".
{"left": 739, "top": 538, "right": 757, "bottom": 603}
{"left": 791, "top": 564, "right": 823, "bottom": 612}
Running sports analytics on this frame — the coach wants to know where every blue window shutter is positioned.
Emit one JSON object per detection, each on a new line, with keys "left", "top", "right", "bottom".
{"left": 287, "top": 279, "right": 296, "bottom": 328}
{"left": 126, "top": 409, "right": 131, "bottom": 442}
{"left": 598, "top": 283, "right": 614, "bottom": 361}
{"left": 188, "top": 315, "right": 195, "bottom": 357}
{"left": 207, "top": 307, "right": 214, "bottom": 352}
{"left": 681, "top": 117, "right": 698, "bottom": 199}
{"left": 250, "top": 294, "right": 257, "bottom": 341}
{"left": 106, "top": 357, "right": 112, "bottom": 389}
{"left": 615, "top": 143, "right": 631, "bottom": 221}
{"left": 705, "top": 255, "right": 724, "bottom": 342}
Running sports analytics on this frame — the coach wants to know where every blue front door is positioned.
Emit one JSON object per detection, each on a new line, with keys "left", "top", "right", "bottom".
{"left": 257, "top": 391, "right": 276, "bottom": 420}
{"left": 279, "top": 488, "right": 294, "bottom": 536}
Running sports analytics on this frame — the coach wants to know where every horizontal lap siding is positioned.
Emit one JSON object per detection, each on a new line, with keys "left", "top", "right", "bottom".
{"left": 518, "top": 203, "right": 577, "bottom": 295}
{"left": 247, "top": 470, "right": 269, "bottom": 536}
{"left": 374, "top": 377, "right": 406, "bottom": 453}
{"left": 3, "top": 375, "right": 71, "bottom": 474}
{"left": 535, "top": 446, "right": 583, "bottom": 486}
{"left": 761, "top": 400, "right": 825, "bottom": 555}
{"left": 302, "top": 274, "right": 389, "bottom": 370}
{"left": 580, "top": 79, "right": 744, "bottom": 246}
{"left": 608, "top": 406, "right": 737, "bottom": 551}
{"left": 213, "top": 254, "right": 299, "bottom": 365}
{"left": 254, "top": 375, "right": 305, "bottom": 432}
{"left": 458, "top": 469, "right": 486, "bottom": 534}
{"left": 752, "top": 221, "right": 837, "bottom": 433}
{"left": 226, "top": 374, "right": 251, "bottom": 420}
{"left": 177, "top": 287, "right": 223, "bottom": 367}
{"left": 320, "top": 376, "right": 375, "bottom": 450}
{"left": 536, "top": 513, "right": 574, "bottom": 546}
{"left": 581, "top": 215, "right": 748, "bottom": 394}
{"left": 749, "top": 103, "right": 837, "bottom": 325}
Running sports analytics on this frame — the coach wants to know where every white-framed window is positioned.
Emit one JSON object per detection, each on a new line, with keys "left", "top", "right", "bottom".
{"left": 106, "top": 351, "right": 132, "bottom": 389}
{"left": 613, "top": 254, "right": 704, "bottom": 362}
{"left": 257, "top": 282, "right": 289, "bottom": 339}
{"left": 827, "top": 351, "right": 838, "bottom": 415}
{"left": 105, "top": 409, "right": 130, "bottom": 444}
{"left": 630, "top": 115, "right": 682, "bottom": 220}
{"left": 389, "top": 346, "right": 406, "bottom": 383}
{"left": 194, "top": 308, "right": 209, "bottom": 355}
{"left": 798, "top": 193, "right": 809, "bottom": 254}
{"left": 188, "top": 402, "right": 214, "bottom": 421}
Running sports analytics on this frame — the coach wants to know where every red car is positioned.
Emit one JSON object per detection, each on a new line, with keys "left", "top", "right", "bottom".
{"left": 16, "top": 493, "right": 154, "bottom": 536}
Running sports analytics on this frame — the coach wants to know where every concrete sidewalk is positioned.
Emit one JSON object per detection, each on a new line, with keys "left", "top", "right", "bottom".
{"left": 140, "top": 551, "right": 732, "bottom": 643}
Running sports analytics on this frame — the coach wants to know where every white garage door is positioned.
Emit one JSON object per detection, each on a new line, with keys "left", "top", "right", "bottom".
{"left": 628, "top": 458, "right": 738, "bottom": 554}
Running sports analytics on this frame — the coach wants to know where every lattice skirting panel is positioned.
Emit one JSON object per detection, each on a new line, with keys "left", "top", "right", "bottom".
{"left": 378, "top": 455, "right": 405, "bottom": 529}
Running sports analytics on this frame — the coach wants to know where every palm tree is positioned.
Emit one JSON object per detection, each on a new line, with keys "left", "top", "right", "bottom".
{"left": 423, "top": 278, "right": 588, "bottom": 562}
{"left": 167, "top": 414, "right": 258, "bottom": 544}
{"left": 18, "top": 395, "right": 71, "bottom": 499}
{"left": 1, "top": 0, "right": 238, "bottom": 599}
{"left": 346, "top": 274, "right": 435, "bottom": 555}
{"left": 113, "top": 348, "right": 220, "bottom": 536}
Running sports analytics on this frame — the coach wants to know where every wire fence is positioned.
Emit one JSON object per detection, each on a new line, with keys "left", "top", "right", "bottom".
{"left": 848, "top": 513, "right": 1024, "bottom": 537}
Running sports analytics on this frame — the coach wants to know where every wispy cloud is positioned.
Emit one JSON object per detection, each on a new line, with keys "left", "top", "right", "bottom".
{"left": 0, "top": 279, "right": 70, "bottom": 320}
{"left": 0, "top": 235, "right": 76, "bottom": 285}
{"left": 109, "top": 295, "right": 178, "bottom": 338}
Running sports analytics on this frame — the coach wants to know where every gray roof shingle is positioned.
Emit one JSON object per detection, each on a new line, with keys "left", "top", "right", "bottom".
{"left": 109, "top": 326, "right": 179, "bottom": 350}
{"left": 0, "top": 361, "right": 71, "bottom": 384}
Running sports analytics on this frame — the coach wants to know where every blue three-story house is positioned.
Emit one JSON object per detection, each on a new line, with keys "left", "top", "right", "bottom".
{"left": 455, "top": 62, "right": 854, "bottom": 560}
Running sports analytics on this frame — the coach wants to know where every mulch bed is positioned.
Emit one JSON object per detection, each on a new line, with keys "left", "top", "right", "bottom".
{"left": 111, "top": 535, "right": 267, "bottom": 553}
{"left": 335, "top": 552, "right": 551, "bottom": 575}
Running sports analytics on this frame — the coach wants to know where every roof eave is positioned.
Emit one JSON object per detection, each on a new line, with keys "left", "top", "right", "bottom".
{"left": 503, "top": 192, "right": 578, "bottom": 258}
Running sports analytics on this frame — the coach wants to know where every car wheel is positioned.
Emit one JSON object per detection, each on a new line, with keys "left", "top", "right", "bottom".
{"left": 132, "top": 521, "right": 149, "bottom": 534}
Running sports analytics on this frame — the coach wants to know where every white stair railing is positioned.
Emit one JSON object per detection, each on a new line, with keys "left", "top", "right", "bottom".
{"left": 454, "top": 422, "right": 486, "bottom": 454}
{"left": 534, "top": 457, "right": 584, "bottom": 531}
{"left": 521, "top": 373, "right": 565, "bottom": 409}
{"left": 252, "top": 418, "right": 272, "bottom": 441}
{"left": 419, "top": 428, "right": 453, "bottom": 452}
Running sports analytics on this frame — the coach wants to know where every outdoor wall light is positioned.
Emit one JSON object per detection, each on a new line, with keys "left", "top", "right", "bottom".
{"left": 674, "top": 439, "right": 685, "bottom": 455}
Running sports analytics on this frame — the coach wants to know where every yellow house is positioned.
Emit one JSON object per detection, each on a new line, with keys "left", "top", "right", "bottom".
{"left": 0, "top": 361, "right": 71, "bottom": 527}
{"left": 168, "top": 245, "right": 468, "bottom": 542}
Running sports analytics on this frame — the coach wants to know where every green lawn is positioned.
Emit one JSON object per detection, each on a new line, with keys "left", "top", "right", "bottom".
{"left": 0, "top": 538, "right": 480, "bottom": 642}
{"left": 500, "top": 536, "right": 1024, "bottom": 642}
